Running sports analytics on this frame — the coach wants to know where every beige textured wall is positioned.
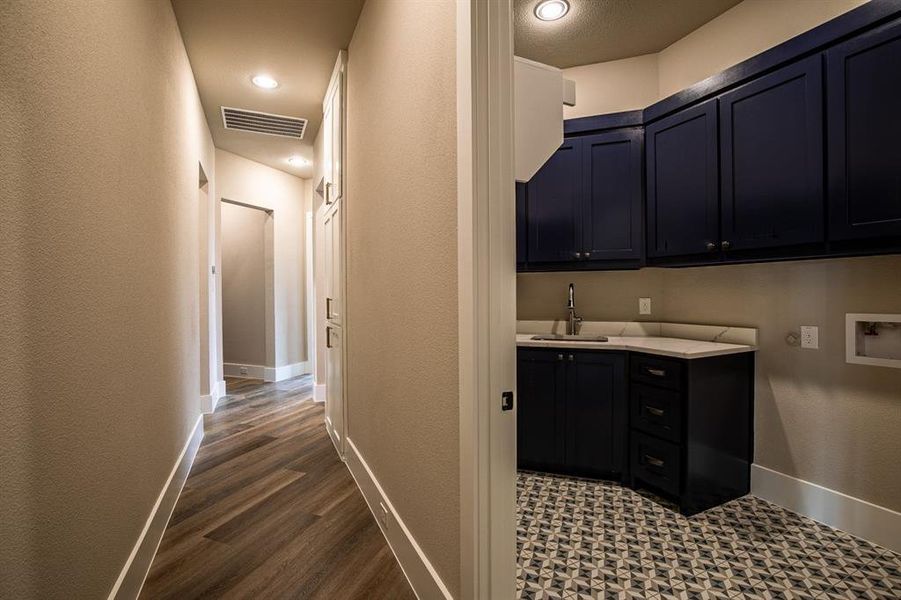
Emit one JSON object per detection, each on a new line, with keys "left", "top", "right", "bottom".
{"left": 518, "top": 256, "right": 901, "bottom": 510}
{"left": 560, "top": 0, "right": 868, "bottom": 114}
{"left": 345, "top": 0, "right": 460, "bottom": 594}
{"left": 216, "top": 149, "right": 308, "bottom": 367}
{"left": 221, "top": 202, "right": 269, "bottom": 366}
{"left": 0, "top": 0, "right": 216, "bottom": 598}
{"left": 563, "top": 53, "right": 659, "bottom": 119}
{"left": 657, "top": 0, "right": 869, "bottom": 97}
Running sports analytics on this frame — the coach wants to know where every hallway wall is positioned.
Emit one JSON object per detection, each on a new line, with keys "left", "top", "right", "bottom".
{"left": 345, "top": 0, "right": 460, "bottom": 595}
{"left": 221, "top": 202, "right": 270, "bottom": 367}
{"left": 0, "top": 0, "right": 216, "bottom": 598}
{"left": 215, "top": 149, "right": 309, "bottom": 370}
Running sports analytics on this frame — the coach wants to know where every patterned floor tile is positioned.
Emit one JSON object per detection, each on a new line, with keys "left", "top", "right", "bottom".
{"left": 515, "top": 471, "right": 899, "bottom": 600}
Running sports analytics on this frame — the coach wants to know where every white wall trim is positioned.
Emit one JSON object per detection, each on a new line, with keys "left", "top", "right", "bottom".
{"left": 107, "top": 415, "right": 204, "bottom": 600}
{"left": 223, "top": 362, "right": 267, "bottom": 380}
{"left": 344, "top": 438, "right": 453, "bottom": 600}
{"left": 224, "top": 361, "right": 310, "bottom": 382}
{"left": 751, "top": 464, "right": 901, "bottom": 553}
{"left": 216, "top": 379, "right": 227, "bottom": 398}
{"left": 313, "top": 382, "right": 326, "bottom": 403}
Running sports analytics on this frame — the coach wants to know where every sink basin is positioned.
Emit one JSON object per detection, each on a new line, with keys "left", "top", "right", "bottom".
{"left": 531, "top": 334, "right": 609, "bottom": 342}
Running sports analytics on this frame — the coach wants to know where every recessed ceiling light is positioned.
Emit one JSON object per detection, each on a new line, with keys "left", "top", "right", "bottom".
{"left": 287, "top": 156, "right": 308, "bottom": 167}
{"left": 534, "top": 0, "right": 569, "bottom": 21}
{"left": 251, "top": 74, "right": 279, "bottom": 89}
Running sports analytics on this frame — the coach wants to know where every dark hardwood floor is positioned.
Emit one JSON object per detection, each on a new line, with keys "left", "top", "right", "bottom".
{"left": 140, "top": 376, "right": 415, "bottom": 600}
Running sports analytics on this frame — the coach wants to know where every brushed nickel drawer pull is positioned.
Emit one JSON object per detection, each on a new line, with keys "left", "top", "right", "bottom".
{"left": 326, "top": 297, "right": 332, "bottom": 319}
{"left": 647, "top": 406, "right": 665, "bottom": 417}
{"left": 646, "top": 367, "right": 666, "bottom": 377}
{"left": 326, "top": 326, "right": 333, "bottom": 349}
{"left": 644, "top": 454, "right": 665, "bottom": 468}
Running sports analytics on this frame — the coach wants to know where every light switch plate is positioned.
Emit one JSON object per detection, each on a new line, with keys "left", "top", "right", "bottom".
{"left": 801, "top": 325, "right": 819, "bottom": 349}
{"left": 639, "top": 298, "right": 652, "bottom": 315}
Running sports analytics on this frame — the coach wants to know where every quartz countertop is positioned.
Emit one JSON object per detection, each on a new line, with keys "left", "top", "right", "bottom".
{"left": 515, "top": 321, "right": 757, "bottom": 359}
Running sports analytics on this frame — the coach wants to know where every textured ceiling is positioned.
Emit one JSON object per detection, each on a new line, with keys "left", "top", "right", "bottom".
{"left": 515, "top": 0, "right": 743, "bottom": 68}
{"left": 171, "top": 0, "right": 364, "bottom": 178}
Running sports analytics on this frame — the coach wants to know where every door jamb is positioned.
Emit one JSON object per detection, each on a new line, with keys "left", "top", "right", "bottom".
{"left": 457, "top": 0, "right": 517, "bottom": 598}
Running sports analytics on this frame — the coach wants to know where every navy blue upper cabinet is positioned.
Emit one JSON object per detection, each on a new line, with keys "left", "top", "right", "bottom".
{"left": 582, "top": 130, "right": 644, "bottom": 261}
{"left": 719, "top": 56, "right": 825, "bottom": 250}
{"left": 827, "top": 19, "right": 901, "bottom": 241}
{"left": 646, "top": 99, "right": 719, "bottom": 258}
{"left": 516, "top": 182, "right": 527, "bottom": 268}
{"left": 526, "top": 138, "right": 583, "bottom": 263}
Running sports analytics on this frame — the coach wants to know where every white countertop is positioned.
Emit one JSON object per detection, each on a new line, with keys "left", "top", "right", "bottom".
{"left": 516, "top": 329, "right": 757, "bottom": 359}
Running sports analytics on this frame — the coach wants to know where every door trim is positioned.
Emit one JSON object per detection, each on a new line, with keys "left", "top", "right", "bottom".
{"left": 457, "top": 0, "right": 517, "bottom": 598}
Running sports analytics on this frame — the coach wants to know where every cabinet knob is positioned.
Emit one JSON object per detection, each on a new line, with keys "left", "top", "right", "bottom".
{"left": 583, "top": 251, "right": 591, "bottom": 259}
{"left": 557, "top": 353, "right": 564, "bottom": 361}
{"left": 721, "top": 240, "right": 732, "bottom": 250}
{"left": 706, "top": 241, "right": 717, "bottom": 251}
{"left": 568, "top": 354, "right": 574, "bottom": 361}
{"left": 573, "top": 252, "right": 582, "bottom": 259}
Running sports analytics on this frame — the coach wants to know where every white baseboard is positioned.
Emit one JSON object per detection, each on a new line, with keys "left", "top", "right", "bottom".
{"left": 216, "top": 379, "right": 227, "bottom": 399}
{"left": 751, "top": 464, "right": 901, "bottom": 553}
{"left": 224, "top": 362, "right": 310, "bottom": 382}
{"left": 344, "top": 438, "right": 452, "bottom": 600}
{"left": 224, "top": 362, "right": 267, "bottom": 380}
{"left": 200, "top": 394, "right": 213, "bottom": 414}
{"left": 108, "top": 415, "right": 204, "bottom": 599}
{"left": 313, "top": 382, "right": 326, "bottom": 403}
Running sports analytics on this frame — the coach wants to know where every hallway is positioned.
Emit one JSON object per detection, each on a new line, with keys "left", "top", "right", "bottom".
{"left": 140, "top": 377, "right": 414, "bottom": 599}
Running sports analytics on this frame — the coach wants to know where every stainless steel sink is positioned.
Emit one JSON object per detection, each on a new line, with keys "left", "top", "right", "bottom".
{"left": 531, "top": 334, "right": 609, "bottom": 342}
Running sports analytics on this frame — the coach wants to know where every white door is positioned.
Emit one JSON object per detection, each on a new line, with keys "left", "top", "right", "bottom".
{"left": 329, "top": 72, "right": 343, "bottom": 203}
{"left": 322, "top": 201, "right": 342, "bottom": 326}
{"left": 324, "top": 322, "right": 344, "bottom": 455}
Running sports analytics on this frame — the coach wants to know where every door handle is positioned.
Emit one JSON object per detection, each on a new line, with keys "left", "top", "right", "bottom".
{"left": 645, "top": 367, "right": 666, "bottom": 377}
{"left": 326, "top": 297, "right": 332, "bottom": 319}
{"left": 325, "top": 181, "right": 333, "bottom": 204}
{"left": 647, "top": 406, "right": 665, "bottom": 417}
{"left": 644, "top": 454, "right": 665, "bottom": 468}
{"left": 326, "top": 326, "right": 333, "bottom": 348}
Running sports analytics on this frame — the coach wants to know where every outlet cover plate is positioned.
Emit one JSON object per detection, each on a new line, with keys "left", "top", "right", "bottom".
{"left": 639, "top": 298, "right": 652, "bottom": 315}
{"left": 801, "top": 325, "right": 819, "bottom": 349}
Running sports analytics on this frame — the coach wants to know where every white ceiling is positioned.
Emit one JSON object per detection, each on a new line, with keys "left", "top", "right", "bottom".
{"left": 171, "top": 0, "right": 365, "bottom": 178}
{"left": 515, "top": 0, "right": 743, "bottom": 69}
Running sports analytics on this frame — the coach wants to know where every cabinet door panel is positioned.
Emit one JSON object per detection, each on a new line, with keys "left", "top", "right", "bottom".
{"left": 323, "top": 202, "right": 342, "bottom": 325}
{"left": 646, "top": 99, "right": 719, "bottom": 257}
{"left": 516, "top": 182, "right": 527, "bottom": 268}
{"left": 582, "top": 130, "right": 643, "bottom": 261}
{"left": 720, "top": 56, "right": 824, "bottom": 250}
{"left": 517, "top": 350, "right": 565, "bottom": 471}
{"left": 526, "top": 138, "right": 583, "bottom": 263}
{"left": 565, "top": 352, "right": 626, "bottom": 477}
{"left": 827, "top": 19, "right": 901, "bottom": 240}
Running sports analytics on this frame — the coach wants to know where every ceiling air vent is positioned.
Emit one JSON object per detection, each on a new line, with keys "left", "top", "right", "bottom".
{"left": 221, "top": 106, "right": 307, "bottom": 139}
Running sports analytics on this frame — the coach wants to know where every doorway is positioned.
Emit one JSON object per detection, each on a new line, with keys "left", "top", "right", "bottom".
{"left": 220, "top": 199, "right": 275, "bottom": 380}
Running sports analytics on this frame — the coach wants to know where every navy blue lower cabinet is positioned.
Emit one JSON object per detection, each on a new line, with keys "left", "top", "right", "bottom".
{"left": 582, "top": 129, "right": 644, "bottom": 262}
{"left": 719, "top": 55, "right": 825, "bottom": 251}
{"left": 645, "top": 99, "right": 720, "bottom": 258}
{"left": 628, "top": 352, "right": 754, "bottom": 516}
{"left": 525, "top": 138, "right": 583, "bottom": 263}
{"left": 827, "top": 18, "right": 901, "bottom": 242}
{"left": 517, "top": 349, "right": 566, "bottom": 472}
{"left": 516, "top": 348, "right": 627, "bottom": 479}
{"left": 564, "top": 351, "right": 627, "bottom": 477}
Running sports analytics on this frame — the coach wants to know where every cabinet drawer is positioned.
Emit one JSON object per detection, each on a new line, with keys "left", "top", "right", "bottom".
{"left": 631, "top": 432, "right": 681, "bottom": 497}
{"left": 630, "top": 354, "right": 684, "bottom": 390}
{"left": 631, "top": 384, "right": 682, "bottom": 443}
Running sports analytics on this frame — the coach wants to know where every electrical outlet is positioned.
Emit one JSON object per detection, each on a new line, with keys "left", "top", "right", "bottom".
{"left": 240, "top": 366, "right": 248, "bottom": 375}
{"left": 800, "top": 325, "right": 819, "bottom": 349}
{"left": 639, "top": 298, "right": 652, "bottom": 315}
{"left": 378, "top": 501, "right": 389, "bottom": 527}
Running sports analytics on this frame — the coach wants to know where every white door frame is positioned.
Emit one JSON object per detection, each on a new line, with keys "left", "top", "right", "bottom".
{"left": 457, "top": 0, "right": 517, "bottom": 598}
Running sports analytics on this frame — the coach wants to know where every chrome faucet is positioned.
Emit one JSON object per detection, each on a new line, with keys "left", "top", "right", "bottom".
{"left": 567, "top": 283, "right": 583, "bottom": 335}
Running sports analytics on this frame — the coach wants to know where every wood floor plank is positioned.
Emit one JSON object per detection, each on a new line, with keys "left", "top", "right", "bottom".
{"left": 140, "top": 376, "right": 414, "bottom": 600}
